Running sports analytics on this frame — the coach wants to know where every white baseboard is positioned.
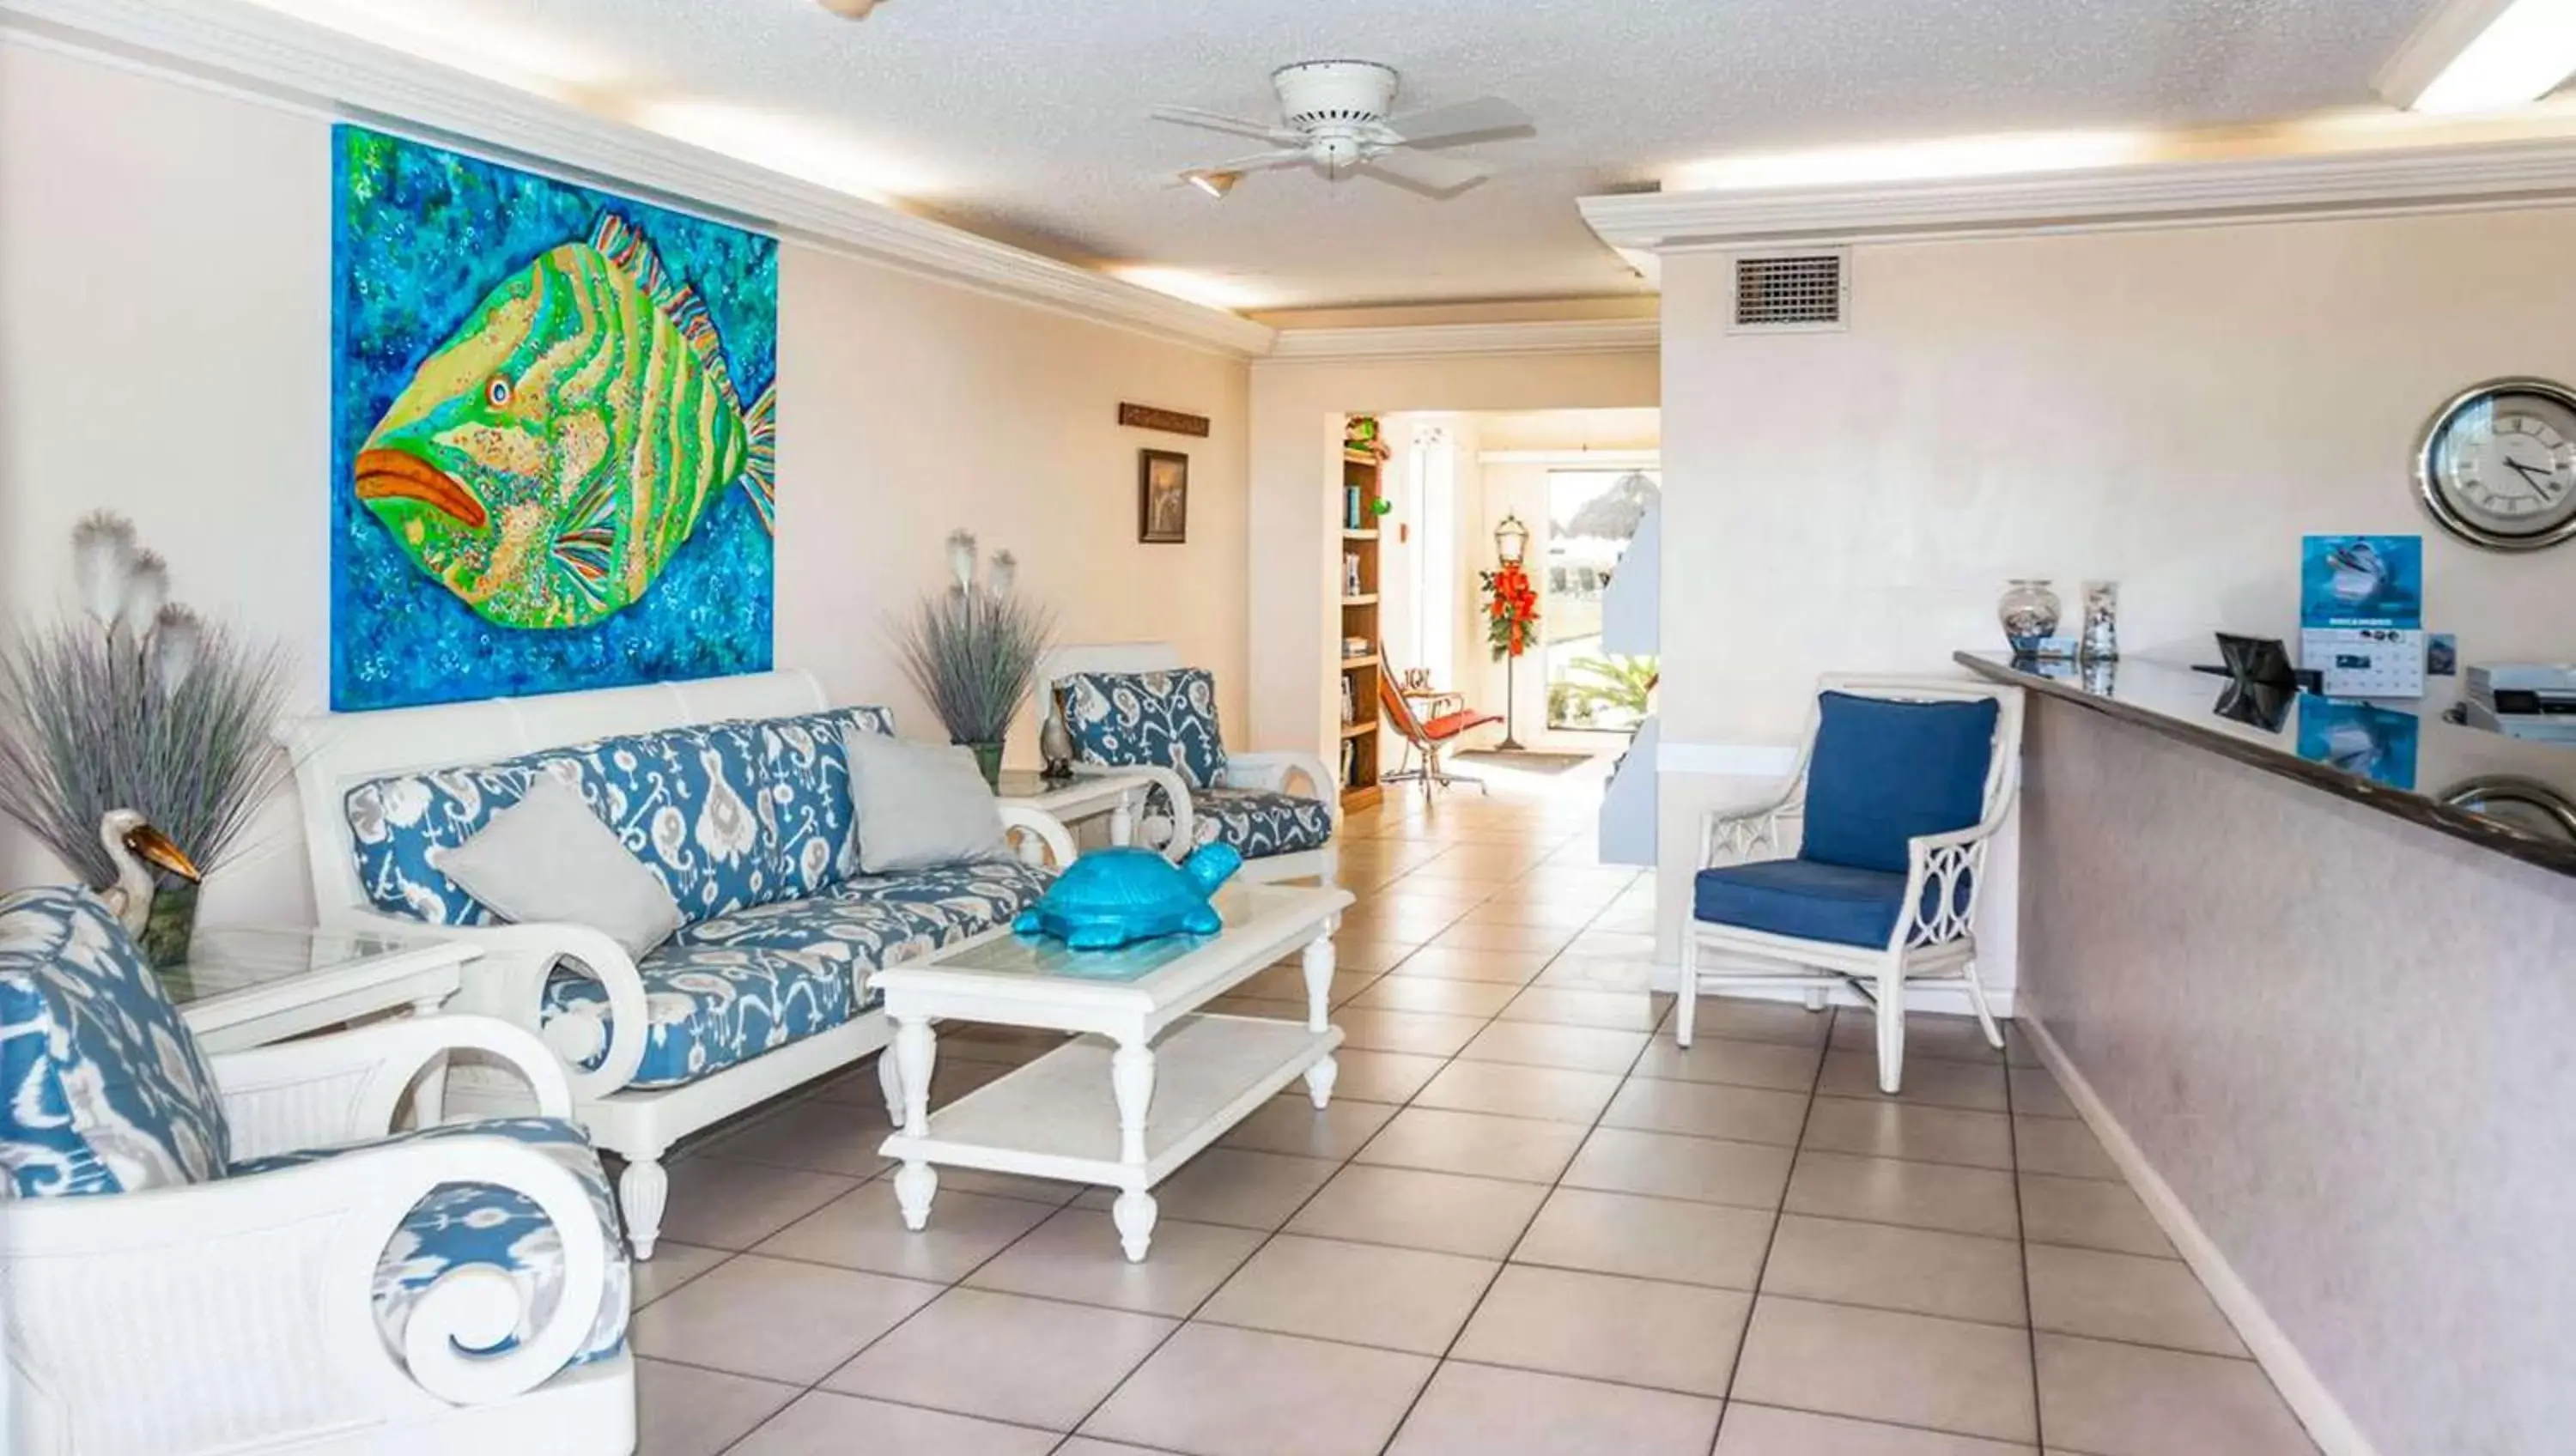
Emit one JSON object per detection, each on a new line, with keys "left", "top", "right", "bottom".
{"left": 2021, "top": 1016, "right": 2379, "bottom": 1456}
{"left": 1649, "top": 962, "right": 2018, "bottom": 1020}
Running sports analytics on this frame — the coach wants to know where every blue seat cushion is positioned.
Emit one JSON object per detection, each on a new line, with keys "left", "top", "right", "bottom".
{"left": 540, "top": 861, "right": 1050, "bottom": 1089}
{"left": 0, "top": 887, "right": 231, "bottom": 1196}
{"left": 232, "top": 1116, "right": 627, "bottom": 1374}
{"left": 1060, "top": 669, "right": 1229, "bottom": 791}
{"left": 1693, "top": 858, "right": 1968, "bottom": 949}
{"left": 1190, "top": 786, "right": 1334, "bottom": 858}
{"left": 1800, "top": 691, "right": 1999, "bottom": 874}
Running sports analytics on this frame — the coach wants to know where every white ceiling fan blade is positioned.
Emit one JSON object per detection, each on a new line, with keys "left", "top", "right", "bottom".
{"left": 1151, "top": 106, "right": 1300, "bottom": 144}
{"left": 1359, "top": 146, "right": 1492, "bottom": 194}
{"left": 1192, "top": 149, "right": 1314, "bottom": 173}
{"left": 1380, "top": 96, "right": 1531, "bottom": 147}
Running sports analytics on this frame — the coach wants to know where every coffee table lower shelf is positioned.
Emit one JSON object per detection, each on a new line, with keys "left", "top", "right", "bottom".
{"left": 878, "top": 1012, "right": 1342, "bottom": 1259}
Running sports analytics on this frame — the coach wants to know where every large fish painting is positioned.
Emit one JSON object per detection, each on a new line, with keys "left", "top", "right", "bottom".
{"left": 332, "top": 126, "right": 778, "bottom": 711}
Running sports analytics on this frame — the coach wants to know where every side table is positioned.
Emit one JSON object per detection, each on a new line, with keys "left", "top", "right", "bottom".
{"left": 995, "top": 769, "right": 1153, "bottom": 862}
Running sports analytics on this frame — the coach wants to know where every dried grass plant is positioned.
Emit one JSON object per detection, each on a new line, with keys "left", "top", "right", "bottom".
{"left": 890, "top": 530, "right": 1055, "bottom": 746}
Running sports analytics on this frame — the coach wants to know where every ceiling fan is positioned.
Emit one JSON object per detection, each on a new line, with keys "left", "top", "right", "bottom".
{"left": 1153, "top": 60, "right": 1531, "bottom": 197}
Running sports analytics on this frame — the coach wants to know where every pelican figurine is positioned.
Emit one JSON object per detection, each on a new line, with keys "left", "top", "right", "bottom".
{"left": 94, "top": 809, "right": 202, "bottom": 937}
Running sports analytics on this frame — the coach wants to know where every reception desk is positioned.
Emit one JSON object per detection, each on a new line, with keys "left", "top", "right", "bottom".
{"left": 1957, "top": 652, "right": 2574, "bottom": 1455}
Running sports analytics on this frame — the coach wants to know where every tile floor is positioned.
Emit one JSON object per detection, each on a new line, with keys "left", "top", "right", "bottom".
{"left": 625, "top": 766, "right": 2321, "bottom": 1456}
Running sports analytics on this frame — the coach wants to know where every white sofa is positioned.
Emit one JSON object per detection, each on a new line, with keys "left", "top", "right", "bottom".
{"left": 283, "top": 670, "right": 1073, "bottom": 1257}
{"left": 1040, "top": 642, "right": 1340, "bottom": 885}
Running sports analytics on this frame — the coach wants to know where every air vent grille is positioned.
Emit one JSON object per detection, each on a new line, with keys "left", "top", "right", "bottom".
{"left": 1732, "top": 253, "right": 1845, "bottom": 331}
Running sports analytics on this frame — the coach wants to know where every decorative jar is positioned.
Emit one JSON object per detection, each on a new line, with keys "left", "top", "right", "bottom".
{"left": 1997, "top": 579, "right": 2063, "bottom": 656}
{"left": 2080, "top": 580, "right": 2119, "bottom": 661}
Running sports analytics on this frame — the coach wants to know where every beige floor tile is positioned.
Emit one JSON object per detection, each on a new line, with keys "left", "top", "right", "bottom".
{"left": 802, "top": 1064, "right": 901, "bottom": 1108}
{"left": 1457, "top": 1020, "right": 1650, "bottom": 1073}
{"left": 2026, "top": 1245, "right": 2245, "bottom": 1356}
{"left": 1453, "top": 1265, "right": 1750, "bottom": 1398}
{"left": 1334, "top": 1006, "right": 1488, "bottom": 1057}
{"left": 1714, "top": 1403, "right": 2038, "bottom": 1454}
{"left": 1457, "top": 899, "right": 1604, "bottom": 929}
{"left": 1784, "top": 1152, "right": 2020, "bottom": 1240}
{"left": 1601, "top": 1077, "right": 1811, "bottom": 1146}
{"left": 635, "top": 1357, "right": 799, "bottom": 1456}
{"left": 1686, "top": 997, "right": 1834, "bottom": 1046}
{"left": 656, "top": 1156, "right": 866, "bottom": 1251}
{"left": 933, "top": 1168, "right": 1090, "bottom": 1205}
{"left": 1801, "top": 1098, "right": 2014, "bottom": 1172}
{"left": 1818, "top": 1052, "right": 2009, "bottom": 1113}
{"left": 1430, "top": 922, "right": 1577, "bottom": 956}
{"left": 2018, "top": 1173, "right": 2172, "bottom": 1258}
{"left": 631, "top": 1242, "right": 731, "bottom": 1308}
{"left": 1344, "top": 909, "right": 1473, "bottom": 944}
{"left": 1413, "top": 1059, "right": 1624, "bottom": 1124}
{"left": 939, "top": 1025, "right": 1067, "bottom": 1065}
{"left": 1285, "top": 1163, "right": 1549, "bottom": 1258}
{"left": 1561, "top": 930, "right": 1656, "bottom": 961}
{"left": 1530, "top": 954, "right": 1660, "bottom": 992}
{"left": 732, "top": 1391, "right": 1056, "bottom": 1455}
{"left": 1733, "top": 1296, "right": 2037, "bottom": 1444}
{"left": 1830, "top": 1012, "right": 2005, "bottom": 1065}
{"left": 1208, "top": 993, "right": 1311, "bottom": 1020}
{"left": 1633, "top": 1034, "right": 1823, "bottom": 1092}
{"left": 1054, "top": 1441, "right": 1169, "bottom": 1455}
{"left": 695, "top": 1094, "right": 896, "bottom": 1177}
{"left": 1761, "top": 1214, "right": 2027, "bottom": 1326}
{"left": 629, "top": 1254, "right": 943, "bottom": 1384}
{"left": 1332, "top": 939, "right": 1430, "bottom": 975}
{"left": 2014, "top": 1116, "right": 2121, "bottom": 1180}
{"left": 1230, "top": 963, "right": 1376, "bottom": 1005}
{"left": 2002, "top": 1026, "right": 2042, "bottom": 1067}
{"left": 930, "top": 1059, "right": 1017, "bottom": 1103}
{"left": 1388, "top": 946, "right": 1553, "bottom": 984}
{"left": 1073, "top": 1148, "right": 1339, "bottom": 1231}
{"left": 1347, "top": 974, "right": 1525, "bottom": 1017}
{"left": 1388, "top": 1360, "right": 1722, "bottom": 1456}
{"left": 1514, "top": 1186, "right": 1775, "bottom": 1289}
{"left": 824, "top": 1287, "right": 1175, "bottom": 1430}
{"left": 1220, "top": 1094, "right": 1400, "bottom": 1161}
{"left": 1200, "top": 1233, "right": 1498, "bottom": 1354}
{"left": 2008, "top": 1065, "right": 2078, "bottom": 1119}
{"left": 1562, "top": 1125, "right": 1795, "bottom": 1210}
{"left": 1082, "top": 1322, "right": 1436, "bottom": 1456}
{"left": 964, "top": 1207, "right": 1262, "bottom": 1317}
{"left": 1318, "top": 1047, "right": 1450, "bottom": 1104}
{"left": 1500, "top": 986, "right": 1665, "bottom": 1031}
{"left": 2035, "top": 1334, "right": 2316, "bottom": 1456}
{"left": 755, "top": 1179, "right": 1057, "bottom": 1282}
{"left": 1354, "top": 1106, "right": 1589, "bottom": 1184}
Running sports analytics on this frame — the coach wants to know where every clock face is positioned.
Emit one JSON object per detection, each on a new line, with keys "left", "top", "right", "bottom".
{"left": 2420, "top": 379, "right": 2576, "bottom": 550}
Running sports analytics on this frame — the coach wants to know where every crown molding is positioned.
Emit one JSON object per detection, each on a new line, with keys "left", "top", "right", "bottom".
{"left": 1580, "top": 136, "right": 2576, "bottom": 253}
{"left": 0, "top": 0, "right": 1277, "bottom": 358}
{"left": 1260, "top": 318, "right": 1659, "bottom": 363}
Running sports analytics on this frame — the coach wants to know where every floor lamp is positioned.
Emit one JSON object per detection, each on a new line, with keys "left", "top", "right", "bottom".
{"left": 1494, "top": 513, "right": 1529, "bottom": 752}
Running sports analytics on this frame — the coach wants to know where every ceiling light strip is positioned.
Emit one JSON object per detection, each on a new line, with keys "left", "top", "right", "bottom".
{"left": 2380, "top": 0, "right": 2576, "bottom": 113}
{"left": 0, "top": 0, "right": 1277, "bottom": 357}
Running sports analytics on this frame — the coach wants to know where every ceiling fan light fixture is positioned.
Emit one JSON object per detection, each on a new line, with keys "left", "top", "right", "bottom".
{"left": 815, "top": 0, "right": 881, "bottom": 16}
{"left": 1184, "top": 168, "right": 1241, "bottom": 197}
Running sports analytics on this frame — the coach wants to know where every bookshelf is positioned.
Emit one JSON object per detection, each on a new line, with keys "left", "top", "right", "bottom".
{"left": 1338, "top": 416, "right": 1387, "bottom": 810}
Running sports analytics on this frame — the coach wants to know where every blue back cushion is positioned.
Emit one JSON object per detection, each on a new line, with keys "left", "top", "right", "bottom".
{"left": 0, "top": 887, "right": 230, "bottom": 1196}
{"left": 1060, "top": 669, "right": 1230, "bottom": 791}
{"left": 1799, "top": 691, "right": 1999, "bottom": 874}
{"left": 756, "top": 707, "right": 898, "bottom": 899}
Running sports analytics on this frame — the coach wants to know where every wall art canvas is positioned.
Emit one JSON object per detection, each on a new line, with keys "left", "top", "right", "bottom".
{"left": 331, "top": 124, "right": 779, "bottom": 711}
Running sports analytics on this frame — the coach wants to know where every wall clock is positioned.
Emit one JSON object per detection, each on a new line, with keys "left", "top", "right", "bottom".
{"left": 2414, "top": 378, "right": 2576, "bottom": 551}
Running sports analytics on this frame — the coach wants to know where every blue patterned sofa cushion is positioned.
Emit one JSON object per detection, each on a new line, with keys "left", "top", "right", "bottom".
{"left": 1190, "top": 787, "right": 1334, "bottom": 858}
{"left": 754, "top": 707, "right": 897, "bottom": 901}
{"left": 1692, "top": 858, "right": 1968, "bottom": 949}
{"left": 345, "top": 758, "right": 541, "bottom": 926}
{"left": 232, "top": 1116, "right": 627, "bottom": 1372}
{"left": 0, "top": 887, "right": 231, "bottom": 1196}
{"left": 1061, "top": 670, "right": 1228, "bottom": 790}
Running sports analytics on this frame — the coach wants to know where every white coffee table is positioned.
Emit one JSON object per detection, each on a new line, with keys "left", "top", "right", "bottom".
{"left": 874, "top": 882, "right": 1352, "bottom": 1260}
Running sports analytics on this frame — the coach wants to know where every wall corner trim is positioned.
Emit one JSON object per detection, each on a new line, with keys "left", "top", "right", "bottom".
{"left": 1579, "top": 136, "right": 2576, "bottom": 253}
{"left": 1260, "top": 318, "right": 1660, "bottom": 364}
{"left": 0, "top": 0, "right": 1278, "bottom": 359}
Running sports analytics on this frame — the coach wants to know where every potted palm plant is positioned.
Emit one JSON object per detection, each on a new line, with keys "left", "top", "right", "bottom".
{"left": 890, "top": 530, "right": 1054, "bottom": 788}
{"left": 0, "top": 513, "right": 291, "bottom": 967}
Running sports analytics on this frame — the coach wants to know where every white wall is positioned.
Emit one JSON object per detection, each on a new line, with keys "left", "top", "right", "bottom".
{"left": 0, "top": 39, "right": 1249, "bottom": 925}
{"left": 1654, "top": 205, "right": 2576, "bottom": 974}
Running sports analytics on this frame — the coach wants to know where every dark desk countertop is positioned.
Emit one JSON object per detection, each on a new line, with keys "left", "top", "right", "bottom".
{"left": 1957, "top": 650, "right": 2576, "bottom": 878}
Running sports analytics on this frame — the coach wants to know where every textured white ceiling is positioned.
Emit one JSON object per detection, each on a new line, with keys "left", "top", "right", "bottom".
{"left": 264, "top": 0, "right": 2439, "bottom": 308}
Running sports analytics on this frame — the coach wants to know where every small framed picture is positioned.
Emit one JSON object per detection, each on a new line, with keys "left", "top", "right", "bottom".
{"left": 1138, "top": 449, "right": 1189, "bottom": 543}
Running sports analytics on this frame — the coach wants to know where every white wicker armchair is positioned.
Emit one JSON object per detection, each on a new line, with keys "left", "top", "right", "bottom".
{"left": 2, "top": 1014, "right": 634, "bottom": 1456}
{"left": 1680, "top": 675, "right": 2024, "bottom": 1093}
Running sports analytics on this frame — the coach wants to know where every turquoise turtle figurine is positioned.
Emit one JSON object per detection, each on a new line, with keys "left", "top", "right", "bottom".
{"left": 1013, "top": 844, "right": 1243, "bottom": 949}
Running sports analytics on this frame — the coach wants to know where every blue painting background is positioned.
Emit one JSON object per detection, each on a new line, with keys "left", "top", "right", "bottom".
{"left": 331, "top": 125, "right": 778, "bottom": 711}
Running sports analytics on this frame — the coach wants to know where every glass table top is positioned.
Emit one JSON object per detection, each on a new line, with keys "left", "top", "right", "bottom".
{"left": 924, "top": 884, "right": 1310, "bottom": 985}
{"left": 155, "top": 926, "right": 433, "bottom": 1005}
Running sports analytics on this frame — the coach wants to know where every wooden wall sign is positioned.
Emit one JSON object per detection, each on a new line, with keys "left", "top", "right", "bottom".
{"left": 1118, "top": 402, "right": 1211, "bottom": 438}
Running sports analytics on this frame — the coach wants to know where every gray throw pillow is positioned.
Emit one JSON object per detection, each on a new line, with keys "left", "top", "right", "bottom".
{"left": 847, "top": 729, "right": 1009, "bottom": 874}
{"left": 435, "top": 775, "right": 682, "bottom": 959}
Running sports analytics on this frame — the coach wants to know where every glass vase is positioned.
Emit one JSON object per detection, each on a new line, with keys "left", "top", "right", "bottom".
{"left": 1997, "top": 579, "right": 2063, "bottom": 656}
{"left": 139, "top": 878, "right": 198, "bottom": 971}
{"left": 958, "top": 740, "right": 1005, "bottom": 790}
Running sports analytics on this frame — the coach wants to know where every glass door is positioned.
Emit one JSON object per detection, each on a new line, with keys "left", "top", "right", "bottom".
{"left": 1544, "top": 469, "right": 1659, "bottom": 732}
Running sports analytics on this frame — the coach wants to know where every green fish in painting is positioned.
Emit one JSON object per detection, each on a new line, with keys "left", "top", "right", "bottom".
{"left": 355, "top": 213, "right": 776, "bottom": 630}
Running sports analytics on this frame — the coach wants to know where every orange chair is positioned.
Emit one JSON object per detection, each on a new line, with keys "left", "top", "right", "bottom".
{"left": 1377, "top": 666, "right": 1504, "bottom": 798}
